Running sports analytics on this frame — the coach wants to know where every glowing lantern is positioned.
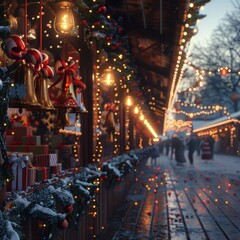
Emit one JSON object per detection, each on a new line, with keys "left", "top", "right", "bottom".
{"left": 125, "top": 96, "right": 133, "bottom": 106}
{"left": 101, "top": 68, "right": 115, "bottom": 86}
{"left": 219, "top": 67, "right": 229, "bottom": 76}
{"left": 54, "top": 0, "right": 75, "bottom": 35}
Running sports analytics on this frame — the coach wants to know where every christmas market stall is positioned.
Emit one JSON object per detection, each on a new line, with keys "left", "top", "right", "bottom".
{"left": 0, "top": 0, "right": 193, "bottom": 239}
{"left": 193, "top": 111, "right": 240, "bottom": 155}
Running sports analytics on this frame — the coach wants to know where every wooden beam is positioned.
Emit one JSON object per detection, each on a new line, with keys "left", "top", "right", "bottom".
{"left": 136, "top": 59, "right": 169, "bottom": 77}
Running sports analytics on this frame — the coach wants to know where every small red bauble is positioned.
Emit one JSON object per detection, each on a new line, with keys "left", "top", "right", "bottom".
{"left": 105, "top": 36, "right": 112, "bottom": 41}
{"left": 101, "top": 6, "right": 107, "bottom": 13}
{"left": 98, "top": 6, "right": 107, "bottom": 13}
{"left": 58, "top": 219, "right": 68, "bottom": 230}
{"left": 65, "top": 205, "right": 74, "bottom": 214}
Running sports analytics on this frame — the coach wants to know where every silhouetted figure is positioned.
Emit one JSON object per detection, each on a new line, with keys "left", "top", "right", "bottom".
{"left": 151, "top": 145, "right": 160, "bottom": 165}
{"left": 201, "top": 138, "right": 212, "bottom": 160}
{"left": 165, "top": 139, "right": 170, "bottom": 156}
{"left": 187, "top": 135, "right": 196, "bottom": 165}
{"left": 172, "top": 135, "right": 186, "bottom": 166}
{"left": 195, "top": 136, "right": 201, "bottom": 156}
{"left": 207, "top": 135, "right": 215, "bottom": 159}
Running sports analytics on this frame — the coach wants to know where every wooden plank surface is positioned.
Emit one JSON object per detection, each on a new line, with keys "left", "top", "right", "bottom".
{"left": 99, "top": 153, "right": 240, "bottom": 240}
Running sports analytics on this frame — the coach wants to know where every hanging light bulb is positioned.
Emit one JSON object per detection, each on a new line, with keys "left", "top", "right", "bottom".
{"left": 134, "top": 106, "right": 139, "bottom": 114}
{"left": 101, "top": 68, "right": 115, "bottom": 86}
{"left": 54, "top": 0, "right": 75, "bottom": 35}
{"left": 125, "top": 95, "right": 133, "bottom": 106}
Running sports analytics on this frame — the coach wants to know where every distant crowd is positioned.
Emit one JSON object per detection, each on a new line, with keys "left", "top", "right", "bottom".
{"left": 151, "top": 134, "right": 215, "bottom": 166}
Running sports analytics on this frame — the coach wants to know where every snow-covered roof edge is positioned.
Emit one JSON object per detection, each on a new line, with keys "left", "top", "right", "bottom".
{"left": 193, "top": 111, "right": 240, "bottom": 133}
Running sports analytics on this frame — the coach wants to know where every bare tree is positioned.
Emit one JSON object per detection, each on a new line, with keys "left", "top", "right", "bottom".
{"left": 189, "top": 0, "right": 240, "bottom": 112}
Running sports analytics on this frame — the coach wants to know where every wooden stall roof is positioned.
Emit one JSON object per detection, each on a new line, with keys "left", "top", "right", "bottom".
{"left": 106, "top": 0, "right": 189, "bottom": 134}
{"left": 193, "top": 111, "right": 240, "bottom": 133}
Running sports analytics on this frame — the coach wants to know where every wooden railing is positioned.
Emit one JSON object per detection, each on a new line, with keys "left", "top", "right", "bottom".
{"left": 23, "top": 163, "right": 140, "bottom": 240}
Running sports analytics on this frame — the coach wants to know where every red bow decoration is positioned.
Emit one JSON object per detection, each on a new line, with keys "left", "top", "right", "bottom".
{"left": 104, "top": 103, "right": 117, "bottom": 111}
{"left": 50, "top": 59, "right": 86, "bottom": 93}
{"left": 5, "top": 35, "right": 42, "bottom": 66}
{"left": 34, "top": 53, "right": 54, "bottom": 78}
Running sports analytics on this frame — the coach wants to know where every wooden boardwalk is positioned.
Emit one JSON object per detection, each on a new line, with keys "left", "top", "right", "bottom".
{"left": 99, "top": 153, "right": 240, "bottom": 240}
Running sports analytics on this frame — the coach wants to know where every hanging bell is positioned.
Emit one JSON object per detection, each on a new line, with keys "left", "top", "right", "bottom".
{"left": 68, "top": 84, "right": 88, "bottom": 113}
{"left": 105, "top": 111, "right": 116, "bottom": 143}
{"left": 10, "top": 65, "right": 41, "bottom": 109}
{"left": 75, "top": 91, "right": 88, "bottom": 113}
{"left": 55, "top": 109, "right": 72, "bottom": 129}
{"left": 35, "top": 75, "right": 54, "bottom": 110}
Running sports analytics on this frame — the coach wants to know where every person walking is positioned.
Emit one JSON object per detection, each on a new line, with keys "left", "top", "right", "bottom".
{"left": 151, "top": 145, "right": 160, "bottom": 166}
{"left": 207, "top": 135, "right": 215, "bottom": 159}
{"left": 201, "top": 137, "right": 212, "bottom": 160}
{"left": 195, "top": 136, "right": 201, "bottom": 156}
{"left": 172, "top": 134, "right": 186, "bottom": 166}
{"left": 187, "top": 134, "right": 196, "bottom": 165}
{"left": 165, "top": 138, "right": 170, "bottom": 157}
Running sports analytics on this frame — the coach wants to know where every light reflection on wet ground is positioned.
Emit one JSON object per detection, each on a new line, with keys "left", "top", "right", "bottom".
{"left": 99, "top": 153, "right": 240, "bottom": 239}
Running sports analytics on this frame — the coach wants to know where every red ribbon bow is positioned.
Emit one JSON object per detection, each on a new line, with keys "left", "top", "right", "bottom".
{"left": 5, "top": 35, "right": 42, "bottom": 66}
{"left": 50, "top": 59, "right": 86, "bottom": 93}
{"left": 34, "top": 53, "right": 54, "bottom": 78}
{"left": 104, "top": 103, "right": 117, "bottom": 111}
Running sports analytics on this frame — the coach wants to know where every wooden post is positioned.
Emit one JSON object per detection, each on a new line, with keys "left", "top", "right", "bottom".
{"left": 120, "top": 97, "right": 126, "bottom": 154}
{"left": 79, "top": 36, "right": 94, "bottom": 167}
{"left": 0, "top": 183, "right": 6, "bottom": 209}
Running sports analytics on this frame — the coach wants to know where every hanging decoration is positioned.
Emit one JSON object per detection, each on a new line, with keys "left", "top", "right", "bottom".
{"left": 4, "top": 35, "right": 45, "bottom": 109}
{"left": 34, "top": 52, "right": 55, "bottom": 110}
{"left": 102, "top": 103, "right": 118, "bottom": 143}
{"left": 54, "top": 0, "right": 76, "bottom": 36}
{"left": 49, "top": 59, "right": 86, "bottom": 112}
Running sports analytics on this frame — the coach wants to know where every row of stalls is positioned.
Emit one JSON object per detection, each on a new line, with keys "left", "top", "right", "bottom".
{"left": 0, "top": 0, "right": 187, "bottom": 240}
{"left": 193, "top": 111, "right": 240, "bottom": 156}
{"left": 0, "top": 0, "right": 196, "bottom": 239}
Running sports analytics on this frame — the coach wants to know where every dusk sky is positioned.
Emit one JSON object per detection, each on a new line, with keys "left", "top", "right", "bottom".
{"left": 190, "top": 0, "right": 236, "bottom": 47}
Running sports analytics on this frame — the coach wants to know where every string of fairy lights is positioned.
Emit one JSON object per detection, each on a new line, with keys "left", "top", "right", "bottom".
{"left": 92, "top": 49, "right": 103, "bottom": 164}
{"left": 178, "top": 61, "right": 240, "bottom": 94}
{"left": 113, "top": 81, "right": 120, "bottom": 155}
{"left": 166, "top": 0, "right": 213, "bottom": 131}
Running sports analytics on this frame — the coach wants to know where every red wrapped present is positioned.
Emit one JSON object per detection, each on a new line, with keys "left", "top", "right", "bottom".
{"left": 49, "top": 134, "right": 63, "bottom": 148}
{"left": 27, "top": 167, "right": 36, "bottom": 186}
{"left": 50, "top": 166, "right": 57, "bottom": 175}
{"left": 7, "top": 145, "right": 49, "bottom": 155}
{"left": 5, "top": 135, "right": 14, "bottom": 145}
{"left": 34, "top": 153, "right": 58, "bottom": 167}
{"left": 12, "top": 126, "right": 33, "bottom": 142}
{"left": 57, "top": 163, "right": 62, "bottom": 174}
{"left": 22, "top": 136, "right": 41, "bottom": 146}
{"left": 6, "top": 154, "right": 29, "bottom": 192}
{"left": 58, "top": 145, "right": 73, "bottom": 160}
{"left": 36, "top": 167, "right": 48, "bottom": 182}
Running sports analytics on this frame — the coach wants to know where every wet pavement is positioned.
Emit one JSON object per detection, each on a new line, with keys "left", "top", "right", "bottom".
{"left": 99, "top": 153, "right": 240, "bottom": 240}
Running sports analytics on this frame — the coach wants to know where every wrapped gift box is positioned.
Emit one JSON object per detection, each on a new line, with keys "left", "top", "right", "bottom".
{"left": 27, "top": 167, "right": 36, "bottom": 186}
{"left": 6, "top": 154, "right": 29, "bottom": 192}
{"left": 34, "top": 153, "right": 58, "bottom": 167}
{"left": 7, "top": 145, "right": 49, "bottom": 155}
{"left": 58, "top": 145, "right": 73, "bottom": 160}
{"left": 7, "top": 152, "right": 34, "bottom": 164}
{"left": 36, "top": 167, "right": 49, "bottom": 182}
{"left": 5, "top": 135, "right": 14, "bottom": 145}
{"left": 12, "top": 126, "right": 33, "bottom": 142}
{"left": 57, "top": 163, "right": 62, "bottom": 174}
{"left": 49, "top": 134, "right": 63, "bottom": 149}
{"left": 22, "top": 136, "right": 41, "bottom": 146}
{"left": 50, "top": 166, "right": 57, "bottom": 175}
